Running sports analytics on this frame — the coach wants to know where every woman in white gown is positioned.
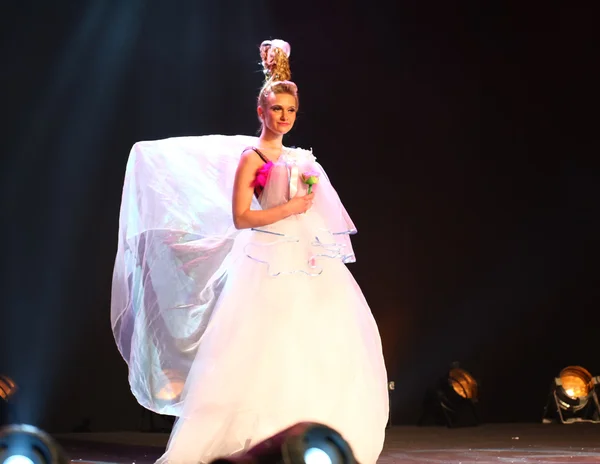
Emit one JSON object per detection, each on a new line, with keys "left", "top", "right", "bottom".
{"left": 111, "top": 39, "right": 388, "bottom": 464}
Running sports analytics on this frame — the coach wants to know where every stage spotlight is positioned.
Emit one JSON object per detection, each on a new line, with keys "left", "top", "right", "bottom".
{"left": 0, "top": 376, "right": 18, "bottom": 425}
{"left": 418, "top": 363, "right": 480, "bottom": 428}
{"left": 0, "top": 377, "right": 17, "bottom": 403}
{"left": 0, "top": 424, "right": 69, "bottom": 464}
{"left": 386, "top": 380, "right": 395, "bottom": 428}
{"left": 155, "top": 369, "right": 185, "bottom": 402}
{"left": 210, "top": 422, "right": 356, "bottom": 464}
{"left": 542, "top": 366, "right": 600, "bottom": 424}
{"left": 448, "top": 366, "right": 478, "bottom": 401}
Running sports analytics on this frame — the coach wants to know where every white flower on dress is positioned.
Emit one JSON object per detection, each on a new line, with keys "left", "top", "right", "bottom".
{"left": 280, "top": 147, "right": 316, "bottom": 165}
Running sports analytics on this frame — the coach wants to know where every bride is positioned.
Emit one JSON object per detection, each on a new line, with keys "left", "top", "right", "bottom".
{"left": 111, "top": 39, "right": 389, "bottom": 464}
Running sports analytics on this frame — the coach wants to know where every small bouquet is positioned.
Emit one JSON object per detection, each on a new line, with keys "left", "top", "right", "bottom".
{"left": 301, "top": 170, "right": 320, "bottom": 194}
{"left": 252, "top": 161, "right": 274, "bottom": 188}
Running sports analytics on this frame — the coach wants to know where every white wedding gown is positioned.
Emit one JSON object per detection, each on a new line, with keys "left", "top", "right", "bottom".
{"left": 111, "top": 135, "right": 388, "bottom": 464}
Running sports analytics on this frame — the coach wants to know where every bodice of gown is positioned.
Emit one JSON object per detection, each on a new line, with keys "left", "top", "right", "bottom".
{"left": 247, "top": 146, "right": 357, "bottom": 272}
{"left": 258, "top": 147, "right": 315, "bottom": 210}
{"left": 251, "top": 146, "right": 356, "bottom": 246}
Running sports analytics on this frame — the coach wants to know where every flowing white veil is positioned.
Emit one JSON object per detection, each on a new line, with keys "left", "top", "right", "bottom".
{"left": 111, "top": 135, "right": 357, "bottom": 415}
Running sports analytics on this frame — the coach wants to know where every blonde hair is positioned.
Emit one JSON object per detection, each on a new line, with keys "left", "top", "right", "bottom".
{"left": 257, "top": 39, "right": 299, "bottom": 109}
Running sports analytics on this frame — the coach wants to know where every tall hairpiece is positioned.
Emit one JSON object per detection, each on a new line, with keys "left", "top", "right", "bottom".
{"left": 260, "top": 39, "right": 292, "bottom": 82}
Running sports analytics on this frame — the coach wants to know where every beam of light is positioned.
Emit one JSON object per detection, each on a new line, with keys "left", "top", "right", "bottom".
{"left": 1, "top": 0, "right": 111, "bottom": 426}
{"left": 2, "top": 1, "right": 144, "bottom": 427}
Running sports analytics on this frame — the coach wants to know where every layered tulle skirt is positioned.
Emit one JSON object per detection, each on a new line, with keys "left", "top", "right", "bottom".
{"left": 157, "top": 212, "right": 389, "bottom": 464}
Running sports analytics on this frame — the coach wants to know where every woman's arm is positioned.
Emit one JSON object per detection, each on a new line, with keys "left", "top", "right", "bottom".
{"left": 232, "top": 150, "right": 313, "bottom": 230}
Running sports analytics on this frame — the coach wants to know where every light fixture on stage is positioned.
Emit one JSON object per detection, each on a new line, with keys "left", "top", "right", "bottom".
{"left": 448, "top": 366, "right": 478, "bottom": 402}
{"left": 418, "top": 363, "right": 480, "bottom": 428}
{"left": 140, "top": 369, "right": 182, "bottom": 433}
{"left": 0, "top": 376, "right": 18, "bottom": 425}
{"left": 155, "top": 369, "right": 186, "bottom": 403}
{"left": 210, "top": 422, "right": 356, "bottom": 464}
{"left": 542, "top": 365, "right": 600, "bottom": 424}
{"left": 0, "top": 424, "right": 69, "bottom": 464}
{"left": 0, "top": 377, "right": 18, "bottom": 403}
{"left": 386, "top": 380, "right": 395, "bottom": 429}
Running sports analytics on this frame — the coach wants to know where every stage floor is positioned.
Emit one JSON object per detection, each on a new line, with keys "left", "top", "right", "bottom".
{"left": 56, "top": 423, "right": 600, "bottom": 463}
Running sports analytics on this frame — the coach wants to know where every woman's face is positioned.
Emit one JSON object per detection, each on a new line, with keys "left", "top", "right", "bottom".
{"left": 259, "top": 92, "right": 297, "bottom": 135}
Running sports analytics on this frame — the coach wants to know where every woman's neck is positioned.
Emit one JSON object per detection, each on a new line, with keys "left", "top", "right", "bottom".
{"left": 258, "top": 128, "right": 284, "bottom": 150}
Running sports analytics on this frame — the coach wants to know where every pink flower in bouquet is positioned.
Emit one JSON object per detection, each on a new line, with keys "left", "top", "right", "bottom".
{"left": 252, "top": 161, "right": 274, "bottom": 188}
{"left": 301, "top": 170, "right": 320, "bottom": 194}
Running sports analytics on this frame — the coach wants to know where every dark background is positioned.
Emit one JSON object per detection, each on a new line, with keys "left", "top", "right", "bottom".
{"left": 0, "top": 1, "right": 597, "bottom": 432}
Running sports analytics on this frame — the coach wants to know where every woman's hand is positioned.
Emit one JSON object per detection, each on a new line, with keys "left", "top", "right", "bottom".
{"left": 286, "top": 192, "right": 315, "bottom": 215}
